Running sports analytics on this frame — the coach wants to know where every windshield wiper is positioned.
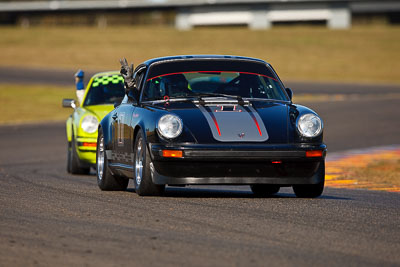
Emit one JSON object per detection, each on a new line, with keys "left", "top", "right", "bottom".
{"left": 244, "top": 97, "right": 288, "bottom": 103}
{"left": 142, "top": 93, "right": 250, "bottom": 106}
{"left": 190, "top": 92, "right": 246, "bottom": 105}
{"left": 142, "top": 96, "right": 194, "bottom": 105}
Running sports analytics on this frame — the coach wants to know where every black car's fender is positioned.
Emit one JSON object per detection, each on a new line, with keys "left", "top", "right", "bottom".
{"left": 136, "top": 105, "right": 197, "bottom": 145}
{"left": 99, "top": 111, "right": 114, "bottom": 151}
{"left": 289, "top": 104, "right": 324, "bottom": 144}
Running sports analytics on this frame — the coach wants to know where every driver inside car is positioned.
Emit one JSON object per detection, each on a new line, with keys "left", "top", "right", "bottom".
{"left": 159, "top": 74, "right": 192, "bottom": 97}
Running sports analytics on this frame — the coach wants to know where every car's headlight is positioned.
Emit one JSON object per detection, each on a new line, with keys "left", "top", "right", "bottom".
{"left": 157, "top": 114, "right": 183, "bottom": 139}
{"left": 297, "top": 113, "right": 323, "bottom": 138}
{"left": 81, "top": 115, "right": 98, "bottom": 134}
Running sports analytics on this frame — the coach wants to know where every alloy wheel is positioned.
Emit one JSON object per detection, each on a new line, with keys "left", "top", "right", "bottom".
{"left": 97, "top": 135, "right": 104, "bottom": 180}
{"left": 135, "top": 137, "right": 144, "bottom": 186}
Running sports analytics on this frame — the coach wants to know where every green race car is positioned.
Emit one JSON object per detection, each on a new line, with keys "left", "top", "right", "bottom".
{"left": 63, "top": 71, "right": 125, "bottom": 174}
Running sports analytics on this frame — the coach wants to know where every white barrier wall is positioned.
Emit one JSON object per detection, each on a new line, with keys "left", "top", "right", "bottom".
{"left": 176, "top": 3, "right": 351, "bottom": 30}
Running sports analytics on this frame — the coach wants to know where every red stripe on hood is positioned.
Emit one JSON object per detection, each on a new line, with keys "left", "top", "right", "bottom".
{"left": 211, "top": 115, "right": 221, "bottom": 136}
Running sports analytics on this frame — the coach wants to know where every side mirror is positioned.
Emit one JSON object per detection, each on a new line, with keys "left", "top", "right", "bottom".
{"left": 62, "top": 99, "right": 76, "bottom": 109}
{"left": 285, "top": 88, "right": 293, "bottom": 101}
{"left": 127, "top": 88, "right": 139, "bottom": 104}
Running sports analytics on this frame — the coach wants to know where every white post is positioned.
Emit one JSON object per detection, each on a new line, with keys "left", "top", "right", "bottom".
{"left": 176, "top": 11, "right": 192, "bottom": 30}
{"left": 328, "top": 7, "right": 351, "bottom": 29}
{"left": 250, "top": 10, "right": 270, "bottom": 30}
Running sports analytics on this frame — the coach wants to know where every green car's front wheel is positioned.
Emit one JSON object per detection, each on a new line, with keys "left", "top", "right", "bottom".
{"left": 67, "top": 136, "right": 90, "bottom": 175}
{"left": 96, "top": 128, "right": 128, "bottom": 191}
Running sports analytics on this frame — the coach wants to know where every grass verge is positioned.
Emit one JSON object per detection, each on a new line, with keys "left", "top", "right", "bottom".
{"left": 0, "top": 84, "right": 75, "bottom": 124}
{"left": 338, "top": 159, "right": 400, "bottom": 188}
{"left": 1, "top": 25, "right": 400, "bottom": 84}
{"left": 326, "top": 149, "right": 400, "bottom": 192}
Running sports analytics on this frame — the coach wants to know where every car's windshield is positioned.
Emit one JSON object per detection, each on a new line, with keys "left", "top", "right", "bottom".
{"left": 83, "top": 74, "right": 125, "bottom": 106}
{"left": 144, "top": 71, "right": 287, "bottom": 101}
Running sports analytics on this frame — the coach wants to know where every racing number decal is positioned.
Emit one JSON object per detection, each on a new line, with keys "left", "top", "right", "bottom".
{"left": 118, "top": 112, "right": 125, "bottom": 146}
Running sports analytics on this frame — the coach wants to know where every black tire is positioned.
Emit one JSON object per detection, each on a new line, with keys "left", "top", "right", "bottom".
{"left": 96, "top": 128, "right": 129, "bottom": 191}
{"left": 68, "top": 136, "right": 90, "bottom": 175}
{"left": 67, "top": 142, "right": 72, "bottom": 173}
{"left": 133, "top": 130, "right": 165, "bottom": 196}
{"left": 293, "top": 161, "right": 325, "bottom": 198}
{"left": 250, "top": 185, "right": 280, "bottom": 197}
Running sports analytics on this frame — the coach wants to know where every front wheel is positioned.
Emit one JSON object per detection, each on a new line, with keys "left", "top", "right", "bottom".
{"left": 68, "top": 137, "right": 90, "bottom": 175}
{"left": 96, "top": 128, "right": 128, "bottom": 191}
{"left": 293, "top": 161, "right": 325, "bottom": 198}
{"left": 250, "top": 185, "right": 280, "bottom": 197}
{"left": 133, "top": 130, "right": 165, "bottom": 196}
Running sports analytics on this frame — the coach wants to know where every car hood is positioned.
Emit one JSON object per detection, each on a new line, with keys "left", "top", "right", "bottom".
{"left": 83, "top": 104, "right": 115, "bottom": 120}
{"left": 150, "top": 100, "right": 289, "bottom": 144}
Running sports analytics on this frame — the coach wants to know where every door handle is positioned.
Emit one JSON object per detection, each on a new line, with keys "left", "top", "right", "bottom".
{"left": 112, "top": 113, "right": 118, "bottom": 120}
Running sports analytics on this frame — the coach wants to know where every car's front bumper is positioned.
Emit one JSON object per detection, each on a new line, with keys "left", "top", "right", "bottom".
{"left": 149, "top": 143, "right": 326, "bottom": 185}
{"left": 76, "top": 136, "right": 97, "bottom": 165}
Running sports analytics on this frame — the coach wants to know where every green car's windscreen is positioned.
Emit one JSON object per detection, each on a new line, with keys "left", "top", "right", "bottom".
{"left": 83, "top": 74, "right": 125, "bottom": 106}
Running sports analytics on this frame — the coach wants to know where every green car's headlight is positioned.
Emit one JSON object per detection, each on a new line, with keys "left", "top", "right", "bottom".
{"left": 297, "top": 113, "right": 323, "bottom": 138}
{"left": 157, "top": 114, "right": 183, "bottom": 139}
{"left": 81, "top": 115, "right": 98, "bottom": 134}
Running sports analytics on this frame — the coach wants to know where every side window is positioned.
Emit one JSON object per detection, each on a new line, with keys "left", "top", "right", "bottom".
{"left": 133, "top": 67, "right": 146, "bottom": 90}
{"left": 135, "top": 72, "right": 145, "bottom": 89}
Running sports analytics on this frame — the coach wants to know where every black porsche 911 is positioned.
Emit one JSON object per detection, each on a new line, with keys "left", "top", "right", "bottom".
{"left": 96, "top": 55, "right": 326, "bottom": 197}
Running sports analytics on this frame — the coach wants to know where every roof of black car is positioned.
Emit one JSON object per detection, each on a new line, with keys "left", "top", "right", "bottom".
{"left": 142, "top": 55, "right": 267, "bottom": 66}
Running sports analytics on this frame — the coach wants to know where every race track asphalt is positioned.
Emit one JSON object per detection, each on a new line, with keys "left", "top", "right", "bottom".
{"left": 0, "top": 67, "right": 400, "bottom": 266}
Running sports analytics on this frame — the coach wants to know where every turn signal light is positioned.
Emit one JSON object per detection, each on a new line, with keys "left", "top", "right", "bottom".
{"left": 83, "top": 142, "right": 97, "bottom": 147}
{"left": 306, "top": 150, "right": 323, "bottom": 157}
{"left": 162, "top": 150, "right": 183, "bottom": 158}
